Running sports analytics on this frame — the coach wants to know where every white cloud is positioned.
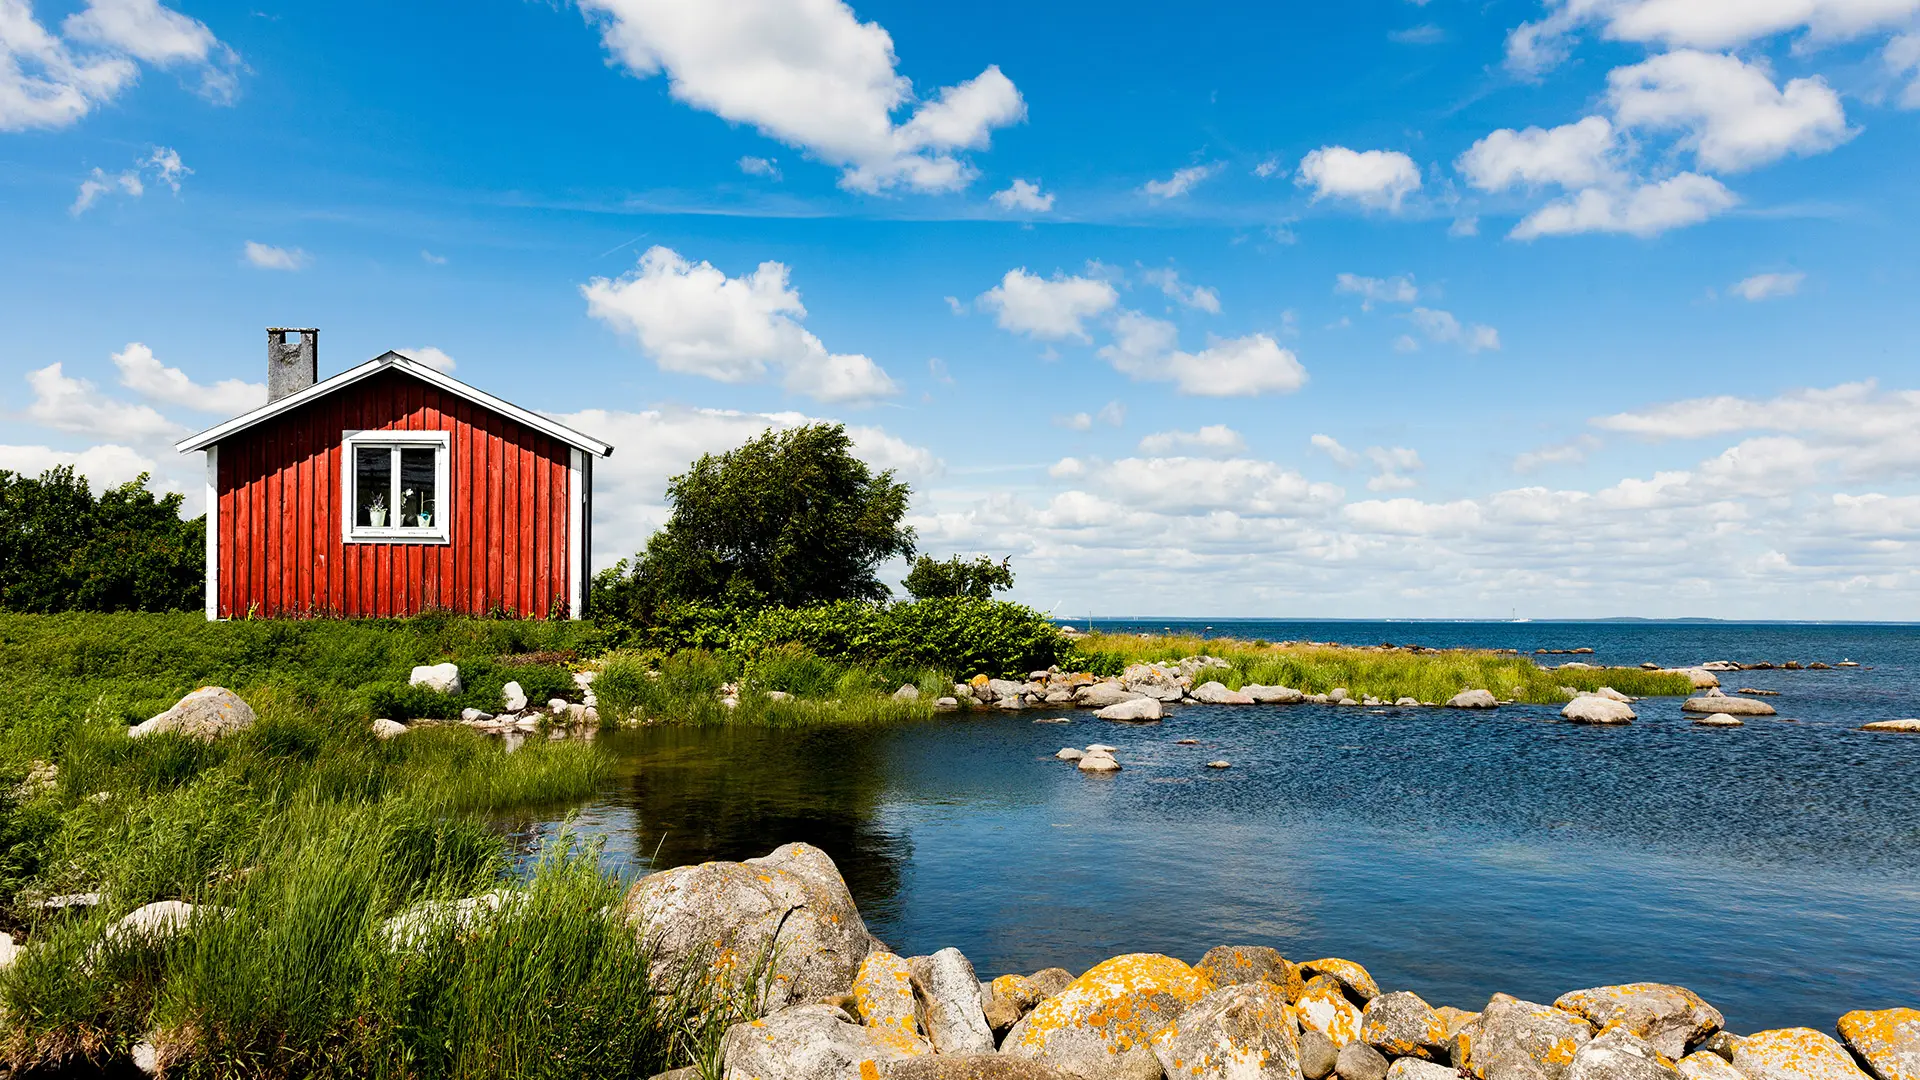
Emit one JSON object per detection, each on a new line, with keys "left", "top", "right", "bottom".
{"left": 1511, "top": 172, "right": 1737, "bottom": 239}
{"left": 421, "top": 250, "right": 448, "bottom": 265}
{"left": 1142, "top": 163, "right": 1219, "bottom": 199}
{"left": 63, "top": 0, "right": 240, "bottom": 101}
{"left": 1607, "top": 50, "right": 1852, "bottom": 172}
{"left": 112, "top": 342, "right": 264, "bottom": 414}
{"left": 1457, "top": 116, "right": 1620, "bottom": 191}
{"left": 1592, "top": 380, "right": 1918, "bottom": 444}
{"left": 1098, "top": 311, "right": 1308, "bottom": 397}
{"left": 244, "top": 241, "right": 310, "bottom": 271}
{"left": 581, "top": 245, "right": 897, "bottom": 403}
{"left": 1889, "top": 33, "right": 1920, "bottom": 108}
{"left": 1508, "top": 0, "right": 1920, "bottom": 71}
{"left": 1515, "top": 434, "right": 1603, "bottom": 471}
{"left": 577, "top": 0, "right": 1023, "bottom": 193}
{"left": 0, "top": 0, "right": 237, "bottom": 132}
{"left": 990, "top": 178, "right": 1054, "bottom": 212}
{"left": 1058, "top": 455, "right": 1343, "bottom": 516}
{"left": 1310, "top": 433, "right": 1360, "bottom": 467}
{"left": 1253, "top": 158, "right": 1282, "bottom": 179}
{"left": 22, "top": 362, "right": 185, "bottom": 441}
{"left": 1449, "top": 216, "right": 1480, "bottom": 237}
{"left": 1296, "top": 147, "right": 1422, "bottom": 211}
{"left": 1731, "top": 272, "right": 1805, "bottom": 300}
{"left": 1142, "top": 267, "right": 1222, "bottom": 313}
{"left": 1335, "top": 272, "right": 1419, "bottom": 309}
{"left": 70, "top": 145, "right": 188, "bottom": 214}
{"left": 398, "top": 346, "right": 457, "bottom": 373}
{"left": 1139, "top": 425, "right": 1247, "bottom": 456}
{"left": 1410, "top": 307, "right": 1501, "bottom": 352}
{"left": 738, "top": 155, "right": 781, "bottom": 179}
{"left": 0, "top": 442, "right": 163, "bottom": 490}
{"left": 976, "top": 268, "right": 1119, "bottom": 341}
{"left": 1366, "top": 445, "right": 1425, "bottom": 491}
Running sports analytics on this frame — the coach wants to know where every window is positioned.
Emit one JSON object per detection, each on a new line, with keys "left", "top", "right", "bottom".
{"left": 341, "top": 430, "right": 450, "bottom": 543}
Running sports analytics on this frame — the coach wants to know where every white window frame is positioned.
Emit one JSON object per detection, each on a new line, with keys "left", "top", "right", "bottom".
{"left": 340, "top": 429, "right": 452, "bottom": 545}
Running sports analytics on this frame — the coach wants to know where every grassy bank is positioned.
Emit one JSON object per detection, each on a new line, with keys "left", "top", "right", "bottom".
{"left": 1071, "top": 632, "right": 1695, "bottom": 704}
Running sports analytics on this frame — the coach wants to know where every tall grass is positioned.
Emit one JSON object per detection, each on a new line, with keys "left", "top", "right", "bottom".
{"left": 592, "top": 647, "right": 947, "bottom": 727}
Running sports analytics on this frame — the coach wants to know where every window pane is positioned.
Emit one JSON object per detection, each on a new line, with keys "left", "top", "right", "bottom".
{"left": 400, "top": 447, "right": 437, "bottom": 528}
{"left": 355, "top": 447, "right": 392, "bottom": 527}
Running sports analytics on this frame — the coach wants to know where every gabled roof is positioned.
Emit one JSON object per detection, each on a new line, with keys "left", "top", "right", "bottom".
{"left": 175, "top": 351, "right": 614, "bottom": 457}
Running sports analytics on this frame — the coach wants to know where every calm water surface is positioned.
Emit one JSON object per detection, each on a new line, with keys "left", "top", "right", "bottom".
{"left": 510, "top": 622, "right": 1920, "bottom": 1034}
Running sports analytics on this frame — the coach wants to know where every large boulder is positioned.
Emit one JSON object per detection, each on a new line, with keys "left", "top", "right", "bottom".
{"left": 1361, "top": 991, "right": 1449, "bottom": 1060}
{"left": 1077, "top": 683, "right": 1146, "bottom": 708}
{"left": 852, "top": 951, "right": 921, "bottom": 1041}
{"left": 1298, "top": 977, "right": 1364, "bottom": 1049}
{"left": 1131, "top": 682, "right": 1188, "bottom": 702}
{"left": 1731, "top": 1029, "right": 1869, "bottom": 1080}
{"left": 985, "top": 974, "right": 1046, "bottom": 1037}
{"left": 1298, "top": 959, "right": 1380, "bottom": 1005}
{"left": 1860, "top": 720, "right": 1920, "bottom": 734}
{"left": 1447, "top": 690, "right": 1498, "bottom": 709}
{"left": 1098, "top": 698, "right": 1165, "bottom": 723}
{"left": 1553, "top": 984, "right": 1722, "bottom": 1060}
{"left": 1453, "top": 994, "right": 1595, "bottom": 1080}
{"left": 1568, "top": 1029, "right": 1683, "bottom": 1080}
{"left": 1151, "top": 981, "right": 1303, "bottom": 1080}
{"left": 1676, "top": 1053, "right": 1748, "bottom": 1080}
{"left": 409, "top": 663, "right": 462, "bottom": 694}
{"left": 1195, "top": 945, "right": 1303, "bottom": 1001}
{"left": 1837, "top": 1010, "right": 1920, "bottom": 1080}
{"left": 129, "top": 687, "right": 256, "bottom": 741}
{"left": 1562, "top": 697, "right": 1636, "bottom": 725}
{"left": 1672, "top": 669, "right": 1720, "bottom": 689}
{"left": 1436, "top": 1008, "right": 1482, "bottom": 1040}
{"left": 889, "top": 1056, "right": 1082, "bottom": 1080}
{"left": 1001, "top": 953, "right": 1215, "bottom": 1080}
{"left": 1244, "top": 685, "right": 1305, "bottom": 704}
{"left": 1680, "top": 695, "right": 1774, "bottom": 717}
{"left": 720, "top": 1003, "right": 928, "bottom": 1080}
{"left": 1190, "top": 682, "right": 1256, "bottom": 705}
{"left": 910, "top": 948, "right": 995, "bottom": 1054}
{"left": 621, "top": 843, "right": 874, "bottom": 1013}
{"left": 1029, "top": 968, "right": 1077, "bottom": 998}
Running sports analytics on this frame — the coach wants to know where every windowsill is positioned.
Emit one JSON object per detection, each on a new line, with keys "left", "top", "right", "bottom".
{"left": 344, "top": 528, "right": 450, "bottom": 546}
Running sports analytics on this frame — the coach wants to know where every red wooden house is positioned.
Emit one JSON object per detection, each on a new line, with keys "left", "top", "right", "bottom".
{"left": 176, "top": 329, "right": 614, "bottom": 620}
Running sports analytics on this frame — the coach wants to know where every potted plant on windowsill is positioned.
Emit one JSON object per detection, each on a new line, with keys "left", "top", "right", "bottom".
{"left": 368, "top": 494, "right": 388, "bottom": 528}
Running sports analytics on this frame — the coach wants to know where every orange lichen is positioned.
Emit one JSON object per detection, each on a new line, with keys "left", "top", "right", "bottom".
{"left": 1009, "top": 953, "right": 1211, "bottom": 1053}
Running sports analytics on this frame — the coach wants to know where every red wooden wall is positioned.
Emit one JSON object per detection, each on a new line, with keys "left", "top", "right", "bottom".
{"left": 215, "top": 369, "right": 573, "bottom": 618}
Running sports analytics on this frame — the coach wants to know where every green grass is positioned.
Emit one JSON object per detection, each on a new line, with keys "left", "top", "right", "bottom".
{"left": 591, "top": 647, "right": 949, "bottom": 727}
{"left": 1072, "top": 632, "right": 1694, "bottom": 704}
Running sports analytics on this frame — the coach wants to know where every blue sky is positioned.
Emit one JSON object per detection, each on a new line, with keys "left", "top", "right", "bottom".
{"left": 4, "top": 0, "right": 1919, "bottom": 618}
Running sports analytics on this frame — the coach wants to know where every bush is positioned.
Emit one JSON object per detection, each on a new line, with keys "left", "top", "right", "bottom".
{"left": 729, "top": 598, "right": 1067, "bottom": 679}
{"left": 0, "top": 468, "right": 202, "bottom": 614}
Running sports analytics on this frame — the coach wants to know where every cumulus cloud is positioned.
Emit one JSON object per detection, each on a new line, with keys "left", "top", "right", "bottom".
{"left": 1098, "top": 311, "right": 1308, "bottom": 397}
{"left": 398, "top": 346, "right": 457, "bottom": 373}
{"left": 1365, "top": 445, "right": 1425, "bottom": 490}
{"left": 22, "top": 362, "right": 185, "bottom": 441}
{"left": 1508, "top": 0, "right": 1920, "bottom": 74}
{"left": 582, "top": 245, "right": 897, "bottom": 403}
{"left": 990, "top": 178, "right": 1054, "bottom": 212}
{"left": 1055, "top": 401, "right": 1127, "bottom": 431}
{"left": 1511, "top": 172, "right": 1736, "bottom": 239}
{"left": 1889, "top": 33, "right": 1920, "bottom": 107}
{"left": 1457, "top": 116, "right": 1621, "bottom": 191}
{"left": 577, "top": 0, "right": 1023, "bottom": 192}
{"left": 1142, "top": 163, "right": 1219, "bottom": 199}
{"left": 1, "top": 0, "right": 239, "bottom": 132}
{"left": 112, "top": 342, "right": 265, "bottom": 414}
{"left": 1142, "top": 267, "right": 1222, "bottom": 313}
{"left": 244, "top": 241, "right": 310, "bottom": 271}
{"left": 0, "top": 442, "right": 163, "bottom": 490}
{"left": 1310, "top": 433, "right": 1360, "bottom": 467}
{"left": 1139, "top": 425, "right": 1247, "bottom": 456}
{"left": 1055, "top": 455, "right": 1343, "bottom": 516}
{"left": 1296, "top": 147, "right": 1422, "bottom": 211}
{"left": 1409, "top": 307, "right": 1501, "bottom": 352}
{"left": 1335, "top": 273, "right": 1419, "bottom": 309}
{"left": 976, "top": 268, "right": 1119, "bottom": 341}
{"left": 1731, "top": 272, "right": 1805, "bottom": 300}
{"left": 1607, "top": 50, "right": 1852, "bottom": 172}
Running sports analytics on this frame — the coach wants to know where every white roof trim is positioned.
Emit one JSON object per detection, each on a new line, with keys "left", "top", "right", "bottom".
{"left": 174, "top": 352, "right": 614, "bottom": 457}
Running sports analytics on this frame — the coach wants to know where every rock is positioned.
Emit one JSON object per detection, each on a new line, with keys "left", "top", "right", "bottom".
{"left": 853, "top": 950, "right": 922, "bottom": 1041}
{"left": 1562, "top": 696, "right": 1636, "bottom": 724}
{"left": 1568, "top": 1029, "right": 1683, "bottom": 1080}
{"left": 1329, "top": 689, "right": 1350, "bottom": 703}
{"left": 1447, "top": 690, "right": 1498, "bottom": 709}
{"left": 384, "top": 891, "right": 520, "bottom": 948}
{"left": 1245, "top": 685, "right": 1306, "bottom": 704}
{"left": 1298, "top": 959, "right": 1381, "bottom": 1005}
{"left": 985, "top": 974, "right": 1046, "bottom": 1037}
{"left": 1153, "top": 981, "right": 1303, "bottom": 1080}
{"left": 1592, "top": 687, "right": 1634, "bottom": 702}
{"left": 1554, "top": 984, "right": 1723, "bottom": 1060}
{"left": 889, "top": 1056, "right": 1084, "bottom": 1080}
{"left": 1386, "top": 1063, "right": 1458, "bottom": 1080}
{"left": 1299, "top": 976, "right": 1364, "bottom": 1048}
{"left": 1361, "top": 991, "right": 1449, "bottom": 1060}
{"left": 1196, "top": 945, "right": 1303, "bottom": 1000}
{"left": 1029, "top": 967, "right": 1076, "bottom": 998}
{"left": 371, "top": 718, "right": 408, "bottom": 739}
{"left": 0, "top": 931, "right": 17, "bottom": 969}
{"left": 1077, "top": 683, "right": 1147, "bottom": 708}
{"left": 128, "top": 687, "right": 257, "bottom": 741}
{"left": 998, "top": 697, "right": 1028, "bottom": 711}
{"left": 547, "top": 697, "right": 570, "bottom": 715}
{"left": 1190, "top": 682, "right": 1257, "bottom": 705}
{"left": 910, "top": 948, "right": 995, "bottom": 1054}
{"left": 502, "top": 680, "right": 528, "bottom": 712}
{"left": 132, "top": 1039, "right": 158, "bottom": 1075}
{"left": 1078, "top": 752, "right": 1122, "bottom": 773}
{"left": 620, "top": 842, "right": 873, "bottom": 1013}
{"left": 1098, "top": 698, "right": 1165, "bottom": 722}
{"left": 1131, "top": 682, "right": 1187, "bottom": 702}
{"left": 1058, "top": 748, "right": 1086, "bottom": 761}
{"left": 1087, "top": 744, "right": 1118, "bottom": 753}
{"left": 1206, "top": 761, "right": 1232, "bottom": 769}
{"left": 1838, "top": 1009, "right": 1920, "bottom": 1080}
{"left": 1733, "top": 1029, "right": 1869, "bottom": 1080}
{"left": 1698, "top": 1033, "right": 1743, "bottom": 1060}
{"left": 1677, "top": 1054, "right": 1748, "bottom": 1080}
{"left": 988, "top": 679, "right": 1026, "bottom": 700}
{"left": 1681, "top": 696, "right": 1775, "bottom": 717}
{"left": 103, "top": 900, "right": 203, "bottom": 947}
{"left": 1302, "top": 1032, "right": 1339, "bottom": 1080}
{"left": 409, "top": 663, "right": 462, "bottom": 694}
{"left": 1394, "top": 698, "right": 1420, "bottom": 707}
{"left": 1001, "top": 953, "right": 1214, "bottom": 1080}
{"left": 1453, "top": 994, "right": 1594, "bottom": 1080}
{"left": 1046, "top": 691, "right": 1077, "bottom": 705}
{"left": 894, "top": 684, "right": 922, "bottom": 703}
{"left": 1694, "top": 714, "right": 1744, "bottom": 728}
{"left": 935, "top": 697, "right": 960, "bottom": 710}
{"left": 460, "top": 708, "right": 494, "bottom": 723}
{"left": 1337, "top": 1040, "right": 1389, "bottom": 1080}
{"left": 1436, "top": 1007, "right": 1482, "bottom": 1039}
{"left": 720, "top": 1003, "right": 929, "bottom": 1080}
{"left": 1861, "top": 720, "right": 1920, "bottom": 734}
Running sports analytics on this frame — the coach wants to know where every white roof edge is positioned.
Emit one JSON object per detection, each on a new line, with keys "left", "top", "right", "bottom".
{"left": 174, "top": 352, "right": 614, "bottom": 458}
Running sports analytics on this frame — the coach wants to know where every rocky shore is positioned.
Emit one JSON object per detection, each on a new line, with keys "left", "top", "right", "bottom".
{"left": 632, "top": 844, "right": 1917, "bottom": 1080}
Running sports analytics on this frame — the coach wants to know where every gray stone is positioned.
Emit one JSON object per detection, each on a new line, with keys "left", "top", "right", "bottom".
{"left": 1861, "top": 719, "right": 1920, "bottom": 733}
{"left": 1195, "top": 945, "right": 1302, "bottom": 999}
{"left": 1302, "top": 1032, "right": 1339, "bottom": 1080}
{"left": 1447, "top": 690, "right": 1498, "bottom": 709}
{"left": 1361, "top": 990, "right": 1448, "bottom": 1060}
{"left": 371, "top": 718, "right": 408, "bottom": 739}
{"left": 1057, "top": 748, "right": 1086, "bottom": 761}
{"left": 129, "top": 687, "right": 257, "bottom": 741}
{"left": 1732, "top": 1029, "right": 1871, "bottom": 1080}
{"left": 1674, "top": 669, "right": 1721, "bottom": 689}
{"left": 460, "top": 708, "right": 494, "bottom": 723}
{"left": 1680, "top": 695, "right": 1775, "bottom": 717}
{"left": 102, "top": 900, "right": 206, "bottom": 948}
{"left": 1338, "top": 1040, "right": 1389, "bottom": 1080}
{"left": 1190, "top": 682, "right": 1257, "bottom": 705}
{"left": 1453, "top": 995, "right": 1594, "bottom": 1080}
{"left": 1152, "top": 981, "right": 1304, "bottom": 1080}
{"left": 893, "top": 684, "right": 922, "bottom": 703}
{"left": 984, "top": 974, "right": 1046, "bottom": 1038}
{"left": 1130, "top": 681, "right": 1187, "bottom": 702}
{"left": 910, "top": 948, "right": 995, "bottom": 1054}
{"left": 1077, "top": 752, "right": 1121, "bottom": 773}
{"left": 888, "top": 1055, "right": 1082, "bottom": 1080}
{"left": 1694, "top": 714, "right": 1745, "bottom": 728}
{"left": 0, "top": 930, "right": 18, "bottom": 970}
{"left": 1206, "top": 760, "right": 1232, "bottom": 769}
{"left": 1386, "top": 1063, "right": 1457, "bottom": 1080}
{"left": 1028, "top": 967, "right": 1075, "bottom": 998}
{"left": 1076, "top": 683, "right": 1146, "bottom": 708}
{"left": 1554, "top": 984, "right": 1723, "bottom": 1060}
{"left": 1298, "top": 959, "right": 1381, "bottom": 1004}
{"left": 1568, "top": 1030, "right": 1684, "bottom": 1080}
{"left": 502, "top": 680, "right": 528, "bottom": 712}
{"left": 988, "top": 679, "right": 1025, "bottom": 700}
{"left": 720, "top": 1003, "right": 929, "bottom": 1080}
{"left": 384, "top": 890, "right": 520, "bottom": 948}
{"left": 852, "top": 950, "right": 921, "bottom": 1041}
{"left": 1675, "top": 1054, "right": 1747, "bottom": 1080}
{"left": 1593, "top": 687, "right": 1634, "bottom": 703}
{"left": 1562, "top": 696, "right": 1637, "bottom": 725}
{"left": 409, "top": 663, "right": 462, "bottom": 694}
{"left": 1097, "top": 698, "right": 1165, "bottom": 722}
{"left": 1245, "top": 685, "right": 1306, "bottom": 704}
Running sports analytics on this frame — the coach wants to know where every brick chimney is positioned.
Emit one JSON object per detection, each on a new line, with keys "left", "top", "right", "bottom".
{"left": 267, "top": 328, "right": 319, "bottom": 402}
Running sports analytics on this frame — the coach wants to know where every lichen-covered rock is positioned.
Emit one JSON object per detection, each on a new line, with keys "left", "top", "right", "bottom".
{"left": 910, "top": 948, "right": 994, "bottom": 1054}
{"left": 1030, "top": 968, "right": 1076, "bottom": 998}
{"left": 1732, "top": 1029, "right": 1869, "bottom": 1080}
{"left": 888, "top": 1055, "right": 1083, "bottom": 1080}
{"left": 1151, "top": 981, "right": 1302, "bottom": 1080}
{"left": 986, "top": 974, "right": 1046, "bottom": 1037}
{"left": 720, "top": 1003, "right": 928, "bottom": 1080}
{"left": 1837, "top": 1008, "right": 1920, "bottom": 1080}
{"left": 1301, "top": 1032, "right": 1339, "bottom": 1080}
{"left": 1001, "top": 953, "right": 1215, "bottom": 1080}
{"left": 1298, "top": 959, "right": 1381, "bottom": 1005}
{"left": 1299, "top": 977, "right": 1364, "bottom": 1049}
{"left": 1387, "top": 1062, "right": 1460, "bottom": 1080}
{"left": 129, "top": 687, "right": 256, "bottom": 740}
{"left": 622, "top": 843, "right": 873, "bottom": 1014}
{"left": 1568, "top": 1029, "right": 1683, "bottom": 1080}
{"left": 853, "top": 951, "right": 920, "bottom": 1041}
{"left": 1362, "top": 991, "right": 1449, "bottom": 1060}
{"left": 1676, "top": 1052, "right": 1748, "bottom": 1080}
{"left": 1554, "top": 985, "right": 1723, "bottom": 1060}
{"left": 1454, "top": 994, "right": 1595, "bottom": 1080}
{"left": 1437, "top": 1008, "right": 1482, "bottom": 1040}
{"left": 1337, "top": 1040, "right": 1388, "bottom": 1080}
{"left": 1196, "top": 945, "right": 1304, "bottom": 1001}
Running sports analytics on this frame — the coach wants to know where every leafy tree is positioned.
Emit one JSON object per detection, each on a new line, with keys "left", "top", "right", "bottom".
{"left": 0, "top": 467, "right": 204, "bottom": 613}
{"left": 902, "top": 554, "right": 1014, "bottom": 601}
{"left": 597, "top": 424, "right": 915, "bottom": 621}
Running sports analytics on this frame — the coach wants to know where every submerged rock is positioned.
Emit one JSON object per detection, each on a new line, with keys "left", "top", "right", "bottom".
{"left": 1732, "top": 1029, "right": 1869, "bottom": 1080}
{"left": 129, "top": 687, "right": 256, "bottom": 741}
{"left": 1694, "top": 714, "right": 1744, "bottom": 728}
{"left": 1001, "top": 953, "right": 1214, "bottom": 1080}
{"left": 1837, "top": 1008, "right": 1920, "bottom": 1080}
{"left": 1680, "top": 695, "right": 1774, "bottom": 717}
{"left": 1097, "top": 698, "right": 1164, "bottom": 722}
{"left": 1152, "top": 981, "right": 1304, "bottom": 1080}
{"left": 1562, "top": 696, "right": 1636, "bottom": 725}
{"left": 1860, "top": 719, "right": 1920, "bottom": 734}
{"left": 720, "top": 1003, "right": 928, "bottom": 1080}
{"left": 1553, "top": 983, "right": 1722, "bottom": 1060}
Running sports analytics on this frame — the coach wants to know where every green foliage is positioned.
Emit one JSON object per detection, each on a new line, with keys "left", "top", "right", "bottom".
{"left": 0, "top": 468, "right": 203, "bottom": 614}
{"left": 595, "top": 424, "right": 916, "bottom": 623}
{"left": 901, "top": 554, "right": 1014, "bottom": 601}
{"left": 729, "top": 598, "right": 1067, "bottom": 679}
